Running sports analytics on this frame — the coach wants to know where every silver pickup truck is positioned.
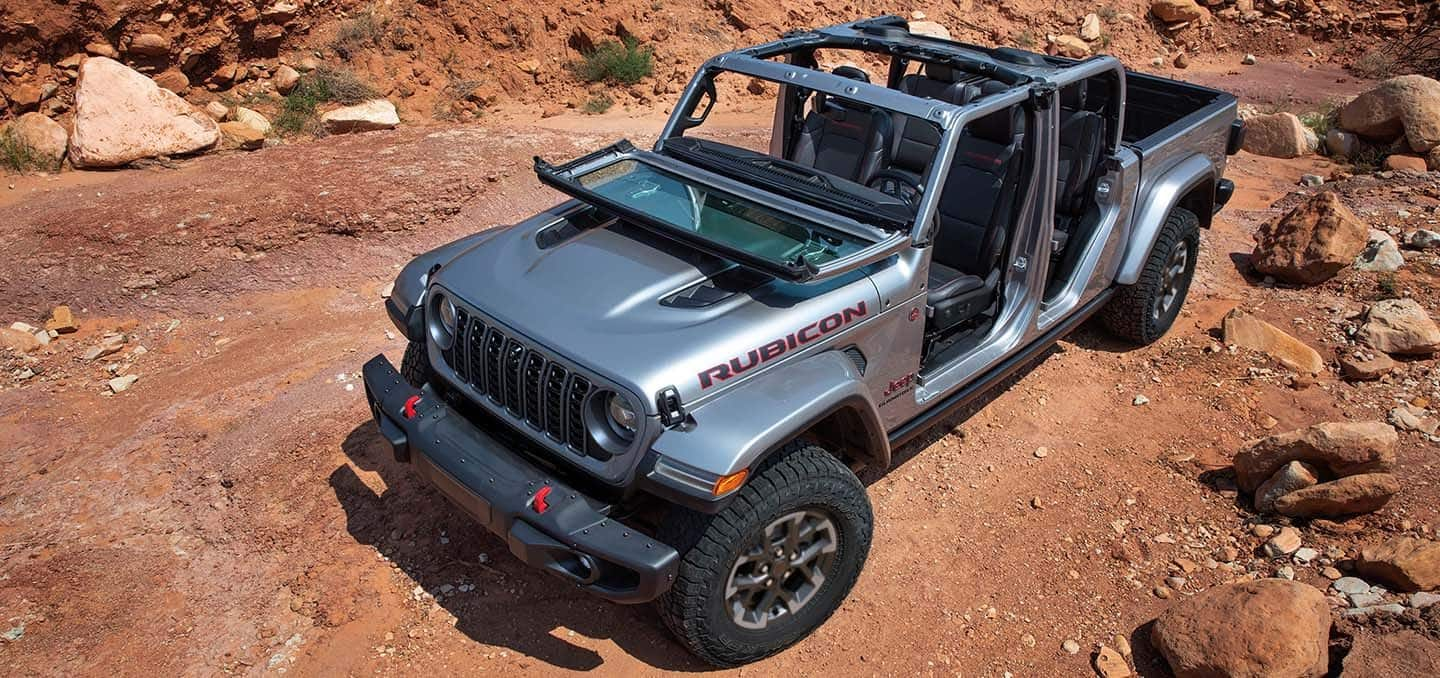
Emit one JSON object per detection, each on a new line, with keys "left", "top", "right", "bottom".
{"left": 362, "top": 16, "right": 1242, "bottom": 666}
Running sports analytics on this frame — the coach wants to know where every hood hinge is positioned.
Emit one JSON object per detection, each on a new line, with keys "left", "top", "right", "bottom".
{"left": 657, "top": 386, "right": 688, "bottom": 428}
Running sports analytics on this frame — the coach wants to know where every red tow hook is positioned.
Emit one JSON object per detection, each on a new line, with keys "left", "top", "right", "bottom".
{"left": 402, "top": 395, "right": 422, "bottom": 420}
{"left": 532, "top": 485, "right": 552, "bottom": 514}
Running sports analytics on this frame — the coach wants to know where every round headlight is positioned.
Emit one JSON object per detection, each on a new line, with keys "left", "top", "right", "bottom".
{"left": 438, "top": 295, "right": 457, "bottom": 332}
{"left": 606, "top": 392, "right": 638, "bottom": 437}
{"left": 429, "top": 292, "right": 457, "bottom": 349}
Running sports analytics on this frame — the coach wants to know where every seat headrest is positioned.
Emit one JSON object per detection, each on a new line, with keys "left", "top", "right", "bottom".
{"left": 1059, "top": 81, "right": 1087, "bottom": 110}
{"left": 923, "top": 62, "right": 956, "bottom": 81}
{"left": 978, "top": 80, "right": 1008, "bottom": 97}
{"left": 831, "top": 65, "right": 871, "bottom": 83}
{"left": 967, "top": 108, "right": 1017, "bottom": 144}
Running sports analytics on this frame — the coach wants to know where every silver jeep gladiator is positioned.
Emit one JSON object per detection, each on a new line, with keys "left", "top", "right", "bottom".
{"left": 362, "top": 16, "right": 1242, "bottom": 666}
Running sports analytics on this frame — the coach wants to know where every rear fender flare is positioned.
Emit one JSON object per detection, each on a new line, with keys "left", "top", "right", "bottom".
{"left": 1116, "top": 154, "right": 1214, "bottom": 285}
{"left": 648, "top": 350, "right": 889, "bottom": 479}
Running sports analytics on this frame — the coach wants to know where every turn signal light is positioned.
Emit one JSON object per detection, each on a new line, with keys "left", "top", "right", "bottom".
{"left": 712, "top": 469, "right": 748, "bottom": 497}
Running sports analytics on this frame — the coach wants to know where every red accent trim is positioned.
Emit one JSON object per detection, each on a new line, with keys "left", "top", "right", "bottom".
{"left": 402, "top": 395, "right": 421, "bottom": 420}
{"left": 533, "top": 485, "right": 552, "bottom": 514}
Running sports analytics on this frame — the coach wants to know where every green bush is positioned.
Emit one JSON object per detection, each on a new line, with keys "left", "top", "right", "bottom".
{"left": 331, "top": 8, "right": 390, "bottom": 60}
{"left": 0, "top": 128, "right": 46, "bottom": 173}
{"left": 574, "top": 39, "right": 654, "bottom": 85}
{"left": 275, "top": 66, "right": 378, "bottom": 134}
{"left": 583, "top": 93, "right": 615, "bottom": 114}
{"left": 1299, "top": 102, "right": 1338, "bottom": 141}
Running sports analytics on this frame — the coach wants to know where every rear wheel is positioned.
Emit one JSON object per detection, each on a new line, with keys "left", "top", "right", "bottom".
{"left": 1101, "top": 207, "right": 1200, "bottom": 344}
{"left": 400, "top": 341, "right": 431, "bottom": 388}
{"left": 656, "top": 442, "right": 872, "bottom": 667}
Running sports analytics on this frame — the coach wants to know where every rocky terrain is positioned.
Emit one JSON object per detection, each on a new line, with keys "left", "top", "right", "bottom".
{"left": 3, "top": 2, "right": 1440, "bottom": 677}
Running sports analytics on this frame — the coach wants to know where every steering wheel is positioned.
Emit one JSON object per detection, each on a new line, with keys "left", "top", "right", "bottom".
{"left": 867, "top": 170, "right": 924, "bottom": 209}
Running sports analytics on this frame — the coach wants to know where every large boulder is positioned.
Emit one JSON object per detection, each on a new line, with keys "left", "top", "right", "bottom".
{"left": 1222, "top": 308, "right": 1325, "bottom": 374}
{"left": 1151, "top": 0, "right": 1208, "bottom": 22}
{"left": 1358, "top": 299, "right": 1440, "bottom": 355}
{"left": 1273, "top": 473, "right": 1400, "bottom": 518}
{"left": 68, "top": 57, "right": 219, "bottom": 168}
{"left": 320, "top": 100, "right": 399, "bottom": 134}
{"left": 1341, "top": 631, "right": 1440, "bottom": 676}
{"left": 1243, "top": 112, "right": 1313, "bottom": 158}
{"left": 5, "top": 112, "right": 68, "bottom": 168}
{"left": 1233, "top": 421, "right": 1397, "bottom": 492}
{"left": 1151, "top": 579, "right": 1330, "bottom": 678}
{"left": 1251, "top": 192, "right": 1369, "bottom": 285}
{"left": 1356, "top": 538, "right": 1440, "bottom": 592}
{"left": 1338, "top": 75, "right": 1440, "bottom": 152}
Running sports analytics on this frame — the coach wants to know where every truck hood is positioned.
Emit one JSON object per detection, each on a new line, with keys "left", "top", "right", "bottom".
{"left": 430, "top": 205, "right": 882, "bottom": 412}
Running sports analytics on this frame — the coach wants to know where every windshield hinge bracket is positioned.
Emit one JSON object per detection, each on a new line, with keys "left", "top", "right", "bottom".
{"left": 657, "top": 386, "right": 689, "bottom": 428}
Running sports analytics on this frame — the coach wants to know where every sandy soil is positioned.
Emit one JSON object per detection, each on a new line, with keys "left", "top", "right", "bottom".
{"left": 2, "top": 68, "right": 1438, "bottom": 677}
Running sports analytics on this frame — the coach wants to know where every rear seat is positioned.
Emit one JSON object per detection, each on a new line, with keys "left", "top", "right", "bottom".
{"left": 1052, "top": 82, "right": 1104, "bottom": 255}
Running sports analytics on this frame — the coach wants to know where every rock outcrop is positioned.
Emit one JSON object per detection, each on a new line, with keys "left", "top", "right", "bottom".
{"left": 1151, "top": 580, "right": 1330, "bottom": 678}
{"left": 68, "top": 57, "right": 219, "bottom": 168}
{"left": 1341, "top": 632, "right": 1440, "bottom": 677}
{"left": 1251, "top": 192, "right": 1368, "bottom": 285}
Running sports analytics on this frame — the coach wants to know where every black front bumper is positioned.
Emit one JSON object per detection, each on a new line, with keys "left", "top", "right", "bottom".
{"left": 361, "top": 354, "right": 679, "bottom": 603}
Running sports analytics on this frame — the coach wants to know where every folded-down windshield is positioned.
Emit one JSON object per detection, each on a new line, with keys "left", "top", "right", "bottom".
{"left": 577, "top": 159, "right": 872, "bottom": 268}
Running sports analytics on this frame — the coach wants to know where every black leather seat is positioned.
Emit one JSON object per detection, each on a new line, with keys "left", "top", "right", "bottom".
{"left": 926, "top": 106, "right": 1026, "bottom": 330}
{"left": 1053, "top": 82, "right": 1104, "bottom": 254}
{"left": 789, "top": 67, "right": 892, "bottom": 184}
{"left": 891, "top": 64, "right": 981, "bottom": 182}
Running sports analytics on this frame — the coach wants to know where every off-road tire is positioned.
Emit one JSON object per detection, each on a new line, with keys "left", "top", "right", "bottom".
{"left": 656, "top": 442, "right": 873, "bottom": 667}
{"left": 400, "top": 341, "right": 431, "bottom": 388}
{"left": 1101, "top": 207, "right": 1200, "bottom": 344}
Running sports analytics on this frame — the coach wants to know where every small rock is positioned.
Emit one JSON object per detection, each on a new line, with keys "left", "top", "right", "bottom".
{"left": 1276, "top": 565, "right": 1296, "bottom": 580}
{"left": 82, "top": 334, "right": 126, "bottom": 361}
{"left": 1253, "top": 524, "right": 1276, "bottom": 538}
{"left": 1299, "top": 174, "right": 1324, "bottom": 187}
{"left": 1079, "top": 13, "right": 1103, "bottom": 41}
{"left": 108, "top": 374, "right": 139, "bottom": 393}
{"left": 1242, "top": 53, "right": 1257, "bottom": 65}
{"left": 1384, "top": 154, "right": 1428, "bottom": 172}
{"left": 1390, "top": 405, "right": 1440, "bottom": 435}
{"left": 204, "top": 101, "right": 230, "bottom": 121}
{"left": 320, "top": 100, "right": 400, "bottom": 134}
{"left": 1406, "top": 229, "right": 1440, "bottom": 250}
{"left": 219, "top": 122, "right": 265, "bottom": 150}
{"left": 45, "top": 305, "right": 78, "bottom": 333}
{"left": 1219, "top": 546, "right": 1239, "bottom": 563}
{"left": 1132, "top": 394, "right": 1149, "bottom": 406}
{"left": 1034, "top": 446, "right": 1049, "bottom": 458}
{"left": 1274, "top": 473, "right": 1401, "bottom": 518}
{"left": 1233, "top": 421, "right": 1397, "bottom": 492}
{"left": 1409, "top": 592, "right": 1440, "bottom": 608}
{"left": 1294, "top": 547, "right": 1319, "bottom": 565}
{"left": 1062, "top": 639, "right": 1081, "bottom": 654}
{"left": 1355, "top": 537, "right": 1440, "bottom": 592}
{"left": 273, "top": 65, "right": 300, "bottom": 94}
{"left": 1264, "top": 527, "right": 1303, "bottom": 558}
{"left": 1342, "top": 603, "right": 1406, "bottom": 618}
{"left": 1354, "top": 230, "right": 1405, "bottom": 272}
{"left": 1154, "top": 585, "right": 1173, "bottom": 599}
{"left": 1094, "top": 644, "right": 1131, "bottom": 677}
{"left": 1359, "top": 298, "right": 1440, "bottom": 355}
{"left": 1348, "top": 591, "right": 1385, "bottom": 608}
{"left": 1254, "top": 460, "right": 1320, "bottom": 513}
{"left": 1322, "top": 566, "right": 1343, "bottom": 580}
{"left": 1334, "top": 577, "right": 1373, "bottom": 595}
{"left": 1166, "top": 576, "right": 1188, "bottom": 589}
{"left": 1222, "top": 308, "right": 1325, "bottom": 375}
{"left": 1340, "top": 352, "right": 1396, "bottom": 381}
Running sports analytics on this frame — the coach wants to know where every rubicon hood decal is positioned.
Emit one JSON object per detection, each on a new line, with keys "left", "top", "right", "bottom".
{"left": 698, "top": 301, "right": 868, "bottom": 389}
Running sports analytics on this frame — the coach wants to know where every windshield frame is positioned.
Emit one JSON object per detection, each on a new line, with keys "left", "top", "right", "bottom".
{"left": 535, "top": 142, "right": 909, "bottom": 283}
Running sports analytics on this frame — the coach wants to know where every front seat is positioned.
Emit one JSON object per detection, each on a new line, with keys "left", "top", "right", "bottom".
{"left": 788, "top": 68, "right": 893, "bottom": 184}
{"left": 1053, "top": 82, "right": 1105, "bottom": 254}
{"left": 926, "top": 106, "right": 1026, "bottom": 330}
{"left": 891, "top": 63, "right": 981, "bottom": 183}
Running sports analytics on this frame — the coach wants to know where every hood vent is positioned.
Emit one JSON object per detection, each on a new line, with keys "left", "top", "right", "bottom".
{"left": 661, "top": 266, "right": 769, "bottom": 309}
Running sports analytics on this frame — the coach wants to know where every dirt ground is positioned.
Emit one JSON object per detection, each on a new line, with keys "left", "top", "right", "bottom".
{"left": 2, "top": 65, "right": 1438, "bottom": 677}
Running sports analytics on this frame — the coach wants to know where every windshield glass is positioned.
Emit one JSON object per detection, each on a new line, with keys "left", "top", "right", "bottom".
{"left": 577, "top": 159, "right": 872, "bottom": 267}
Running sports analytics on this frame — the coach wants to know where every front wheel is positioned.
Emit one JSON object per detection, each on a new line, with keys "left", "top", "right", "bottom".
{"left": 656, "top": 442, "right": 873, "bottom": 667}
{"left": 1101, "top": 207, "right": 1200, "bottom": 344}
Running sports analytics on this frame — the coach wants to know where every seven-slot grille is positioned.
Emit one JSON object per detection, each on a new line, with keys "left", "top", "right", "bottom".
{"left": 441, "top": 307, "right": 598, "bottom": 457}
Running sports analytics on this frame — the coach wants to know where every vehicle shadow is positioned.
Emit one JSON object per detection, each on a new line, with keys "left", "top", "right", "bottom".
{"left": 332, "top": 422, "right": 712, "bottom": 673}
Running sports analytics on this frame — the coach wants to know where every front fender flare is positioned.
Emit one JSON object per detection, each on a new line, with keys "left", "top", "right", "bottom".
{"left": 648, "top": 350, "right": 889, "bottom": 481}
{"left": 1116, "top": 154, "right": 1214, "bottom": 285}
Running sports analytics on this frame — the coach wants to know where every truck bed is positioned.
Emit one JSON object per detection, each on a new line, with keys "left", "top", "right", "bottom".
{"left": 1121, "top": 72, "right": 1237, "bottom": 155}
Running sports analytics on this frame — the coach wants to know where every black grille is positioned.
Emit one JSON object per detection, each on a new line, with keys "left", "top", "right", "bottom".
{"left": 443, "top": 314, "right": 593, "bottom": 457}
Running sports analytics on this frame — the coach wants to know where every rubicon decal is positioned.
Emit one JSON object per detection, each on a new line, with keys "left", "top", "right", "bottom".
{"left": 698, "top": 301, "right": 868, "bottom": 389}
